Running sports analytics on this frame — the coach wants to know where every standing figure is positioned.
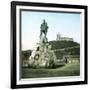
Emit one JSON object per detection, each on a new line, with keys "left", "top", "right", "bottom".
{"left": 65, "top": 57, "right": 68, "bottom": 64}
{"left": 40, "top": 20, "right": 48, "bottom": 39}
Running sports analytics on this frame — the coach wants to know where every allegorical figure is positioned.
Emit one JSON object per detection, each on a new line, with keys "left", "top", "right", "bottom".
{"left": 40, "top": 20, "right": 48, "bottom": 39}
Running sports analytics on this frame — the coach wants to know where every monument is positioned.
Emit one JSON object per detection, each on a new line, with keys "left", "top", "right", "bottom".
{"left": 29, "top": 20, "right": 56, "bottom": 68}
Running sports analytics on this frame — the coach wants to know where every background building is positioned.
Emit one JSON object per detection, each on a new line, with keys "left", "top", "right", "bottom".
{"left": 56, "top": 33, "right": 73, "bottom": 41}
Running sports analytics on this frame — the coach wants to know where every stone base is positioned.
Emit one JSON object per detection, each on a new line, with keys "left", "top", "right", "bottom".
{"left": 29, "top": 42, "right": 56, "bottom": 68}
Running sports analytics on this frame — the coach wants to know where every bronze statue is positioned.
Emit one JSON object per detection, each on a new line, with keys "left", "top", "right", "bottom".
{"left": 40, "top": 20, "right": 48, "bottom": 39}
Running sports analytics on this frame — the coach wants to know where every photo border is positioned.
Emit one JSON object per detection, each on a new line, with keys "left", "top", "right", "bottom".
{"left": 11, "top": 1, "right": 88, "bottom": 89}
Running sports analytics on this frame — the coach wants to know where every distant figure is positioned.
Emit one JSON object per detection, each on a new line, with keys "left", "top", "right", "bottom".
{"left": 65, "top": 57, "right": 68, "bottom": 64}
{"left": 40, "top": 20, "right": 48, "bottom": 39}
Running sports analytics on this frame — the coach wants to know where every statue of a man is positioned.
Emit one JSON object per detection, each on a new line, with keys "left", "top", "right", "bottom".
{"left": 40, "top": 20, "right": 48, "bottom": 39}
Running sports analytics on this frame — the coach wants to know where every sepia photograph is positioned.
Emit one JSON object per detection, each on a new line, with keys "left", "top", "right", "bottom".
{"left": 21, "top": 10, "right": 80, "bottom": 79}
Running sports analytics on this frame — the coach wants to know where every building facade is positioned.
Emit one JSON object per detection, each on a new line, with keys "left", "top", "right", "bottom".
{"left": 56, "top": 33, "right": 73, "bottom": 41}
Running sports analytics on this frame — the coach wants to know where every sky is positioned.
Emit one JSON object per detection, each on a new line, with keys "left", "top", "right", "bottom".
{"left": 21, "top": 10, "right": 81, "bottom": 50}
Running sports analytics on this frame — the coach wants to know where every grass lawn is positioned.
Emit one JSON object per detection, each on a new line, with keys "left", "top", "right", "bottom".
{"left": 21, "top": 63, "right": 80, "bottom": 78}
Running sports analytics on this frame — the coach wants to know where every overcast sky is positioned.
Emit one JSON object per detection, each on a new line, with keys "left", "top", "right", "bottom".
{"left": 21, "top": 10, "right": 81, "bottom": 50}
